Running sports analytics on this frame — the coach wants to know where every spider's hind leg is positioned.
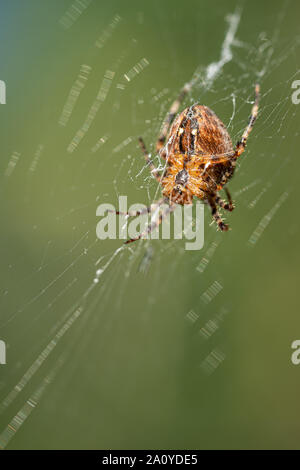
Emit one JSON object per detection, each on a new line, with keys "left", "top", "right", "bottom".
{"left": 224, "top": 187, "right": 234, "bottom": 210}
{"left": 216, "top": 188, "right": 234, "bottom": 212}
{"left": 111, "top": 197, "right": 165, "bottom": 217}
{"left": 125, "top": 203, "right": 175, "bottom": 244}
{"left": 233, "top": 84, "right": 260, "bottom": 159}
{"left": 208, "top": 196, "right": 229, "bottom": 232}
{"left": 110, "top": 206, "right": 152, "bottom": 217}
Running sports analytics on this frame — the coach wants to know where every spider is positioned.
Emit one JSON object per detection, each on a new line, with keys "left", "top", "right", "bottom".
{"left": 118, "top": 81, "right": 260, "bottom": 244}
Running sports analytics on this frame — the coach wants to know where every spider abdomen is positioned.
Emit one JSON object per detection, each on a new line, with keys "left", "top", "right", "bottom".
{"left": 165, "top": 104, "right": 233, "bottom": 157}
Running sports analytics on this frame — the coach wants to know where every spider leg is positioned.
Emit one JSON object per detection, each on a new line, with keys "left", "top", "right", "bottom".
{"left": 109, "top": 198, "right": 164, "bottom": 217}
{"left": 198, "top": 154, "right": 232, "bottom": 166}
{"left": 125, "top": 203, "right": 176, "bottom": 244}
{"left": 208, "top": 195, "right": 229, "bottom": 231}
{"left": 224, "top": 187, "right": 234, "bottom": 210}
{"left": 138, "top": 137, "right": 161, "bottom": 182}
{"left": 216, "top": 188, "right": 234, "bottom": 212}
{"left": 232, "top": 84, "right": 260, "bottom": 159}
{"left": 156, "top": 82, "right": 192, "bottom": 155}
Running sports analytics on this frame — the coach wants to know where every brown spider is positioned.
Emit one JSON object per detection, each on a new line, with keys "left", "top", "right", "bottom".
{"left": 120, "top": 81, "right": 260, "bottom": 244}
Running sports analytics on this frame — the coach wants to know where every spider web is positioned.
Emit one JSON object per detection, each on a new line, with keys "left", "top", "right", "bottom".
{"left": 0, "top": 0, "right": 299, "bottom": 449}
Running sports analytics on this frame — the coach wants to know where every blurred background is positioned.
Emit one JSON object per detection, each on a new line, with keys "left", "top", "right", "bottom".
{"left": 0, "top": 0, "right": 300, "bottom": 449}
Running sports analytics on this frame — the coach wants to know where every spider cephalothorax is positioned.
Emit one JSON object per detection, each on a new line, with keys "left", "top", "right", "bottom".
{"left": 117, "top": 82, "right": 260, "bottom": 243}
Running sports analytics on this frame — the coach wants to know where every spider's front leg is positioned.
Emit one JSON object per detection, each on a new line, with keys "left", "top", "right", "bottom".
{"left": 208, "top": 195, "right": 229, "bottom": 232}
{"left": 138, "top": 137, "right": 161, "bottom": 182}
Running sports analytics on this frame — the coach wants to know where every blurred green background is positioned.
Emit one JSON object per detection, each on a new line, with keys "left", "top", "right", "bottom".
{"left": 0, "top": 0, "right": 300, "bottom": 450}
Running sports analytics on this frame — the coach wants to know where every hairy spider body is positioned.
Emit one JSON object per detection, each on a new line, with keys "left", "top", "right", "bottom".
{"left": 119, "top": 82, "right": 260, "bottom": 243}
{"left": 161, "top": 104, "right": 235, "bottom": 206}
